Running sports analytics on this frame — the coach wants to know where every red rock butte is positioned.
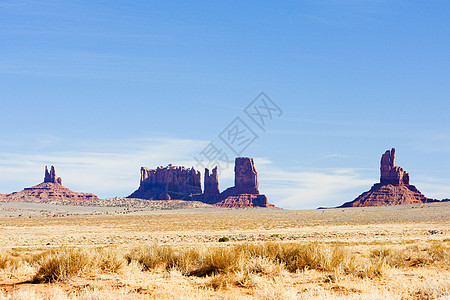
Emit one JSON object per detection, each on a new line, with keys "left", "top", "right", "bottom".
{"left": 128, "top": 157, "right": 275, "bottom": 208}
{"left": 213, "top": 157, "right": 274, "bottom": 208}
{"left": 340, "top": 148, "right": 435, "bottom": 207}
{"left": 1, "top": 166, "right": 98, "bottom": 202}
{"left": 128, "top": 164, "right": 202, "bottom": 200}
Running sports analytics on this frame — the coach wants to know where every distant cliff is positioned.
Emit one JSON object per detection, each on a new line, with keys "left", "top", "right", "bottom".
{"left": 128, "top": 164, "right": 202, "bottom": 200}
{"left": 128, "top": 157, "right": 275, "bottom": 208}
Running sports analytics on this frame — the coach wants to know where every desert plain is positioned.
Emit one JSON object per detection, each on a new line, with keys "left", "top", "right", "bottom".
{"left": 0, "top": 201, "right": 449, "bottom": 299}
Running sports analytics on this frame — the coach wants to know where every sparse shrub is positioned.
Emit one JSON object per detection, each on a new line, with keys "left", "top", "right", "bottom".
{"left": 356, "top": 257, "right": 385, "bottom": 279}
{"left": 0, "top": 251, "right": 13, "bottom": 270}
{"left": 93, "top": 247, "right": 125, "bottom": 273}
{"left": 125, "top": 244, "right": 202, "bottom": 274}
{"left": 370, "top": 247, "right": 407, "bottom": 267}
{"left": 125, "top": 244, "right": 171, "bottom": 270}
{"left": 206, "top": 271, "right": 255, "bottom": 290}
{"left": 426, "top": 243, "right": 450, "bottom": 268}
{"left": 275, "top": 243, "right": 347, "bottom": 273}
{"left": 0, "top": 250, "right": 21, "bottom": 277}
{"left": 33, "top": 248, "right": 93, "bottom": 282}
{"left": 218, "top": 237, "right": 229, "bottom": 243}
{"left": 245, "top": 256, "right": 284, "bottom": 276}
{"left": 189, "top": 246, "right": 244, "bottom": 276}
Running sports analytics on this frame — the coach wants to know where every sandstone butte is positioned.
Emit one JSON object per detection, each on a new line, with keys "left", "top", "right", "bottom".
{"left": 1, "top": 166, "right": 98, "bottom": 202}
{"left": 340, "top": 148, "right": 437, "bottom": 207}
{"left": 128, "top": 157, "right": 275, "bottom": 208}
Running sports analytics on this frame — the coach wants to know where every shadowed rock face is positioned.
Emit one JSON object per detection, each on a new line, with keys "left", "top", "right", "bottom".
{"left": 44, "top": 166, "right": 62, "bottom": 185}
{"left": 203, "top": 166, "right": 220, "bottom": 204}
{"left": 340, "top": 148, "right": 434, "bottom": 208}
{"left": 234, "top": 157, "right": 259, "bottom": 194}
{"left": 128, "top": 164, "right": 202, "bottom": 200}
{"left": 2, "top": 166, "right": 98, "bottom": 202}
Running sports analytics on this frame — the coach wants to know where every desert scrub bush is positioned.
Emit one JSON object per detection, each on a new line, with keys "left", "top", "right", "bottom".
{"left": 206, "top": 271, "right": 257, "bottom": 290}
{"left": 189, "top": 245, "right": 245, "bottom": 276}
{"left": 0, "top": 250, "right": 15, "bottom": 270}
{"left": 354, "top": 256, "right": 385, "bottom": 279}
{"left": 426, "top": 243, "right": 450, "bottom": 268}
{"left": 92, "top": 247, "right": 125, "bottom": 273}
{"left": 218, "top": 237, "right": 229, "bottom": 242}
{"left": 370, "top": 246, "right": 408, "bottom": 268}
{"left": 125, "top": 244, "right": 201, "bottom": 274}
{"left": 274, "top": 243, "right": 350, "bottom": 273}
{"left": 0, "top": 250, "right": 23, "bottom": 278}
{"left": 33, "top": 247, "right": 93, "bottom": 282}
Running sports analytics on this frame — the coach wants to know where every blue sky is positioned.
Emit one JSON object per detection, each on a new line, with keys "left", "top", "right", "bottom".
{"left": 0, "top": 1, "right": 449, "bottom": 209}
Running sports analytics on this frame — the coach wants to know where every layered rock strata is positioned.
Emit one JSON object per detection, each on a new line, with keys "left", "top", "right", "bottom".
{"left": 340, "top": 148, "right": 434, "bottom": 207}
{"left": 128, "top": 164, "right": 201, "bottom": 200}
{"left": 213, "top": 157, "right": 274, "bottom": 208}
{"left": 130, "top": 158, "right": 275, "bottom": 208}
{"left": 3, "top": 166, "right": 98, "bottom": 202}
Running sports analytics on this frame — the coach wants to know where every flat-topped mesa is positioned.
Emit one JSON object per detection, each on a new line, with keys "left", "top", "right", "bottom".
{"left": 44, "top": 166, "right": 62, "bottom": 185}
{"left": 203, "top": 166, "right": 220, "bottom": 204}
{"left": 128, "top": 164, "right": 202, "bottom": 200}
{"left": 380, "top": 148, "right": 410, "bottom": 185}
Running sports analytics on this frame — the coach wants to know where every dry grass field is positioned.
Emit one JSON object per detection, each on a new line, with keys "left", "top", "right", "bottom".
{"left": 0, "top": 201, "right": 449, "bottom": 299}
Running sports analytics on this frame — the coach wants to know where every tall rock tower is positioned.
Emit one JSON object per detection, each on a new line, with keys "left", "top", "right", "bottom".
{"left": 340, "top": 148, "right": 433, "bottom": 207}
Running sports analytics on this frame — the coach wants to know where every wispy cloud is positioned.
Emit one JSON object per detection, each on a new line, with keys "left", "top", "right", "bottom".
{"left": 0, "top": 137, "right": 209, "bottom": 197}
{"left": 256, "top": 161, "right": 374, "bottom": 209}
{"left": 1, "top": 139, "right": 447, "bottom": 209}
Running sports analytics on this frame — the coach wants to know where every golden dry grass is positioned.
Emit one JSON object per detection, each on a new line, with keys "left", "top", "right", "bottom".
{"left": 0, "top": 202, "right": 449, "bottom": 299}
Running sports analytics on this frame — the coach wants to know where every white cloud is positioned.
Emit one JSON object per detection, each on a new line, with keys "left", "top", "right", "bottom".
{"left": 413, "top": 177, "right": 450, "bottom": 200}
{"left": 1, "top": 139, "right": 447, "bottom": 209}
{"left": 257, "top": 162, "right": 375, "bottom": 210}
{"left": 0, "top": 137, "right": 210, "bottom": 197}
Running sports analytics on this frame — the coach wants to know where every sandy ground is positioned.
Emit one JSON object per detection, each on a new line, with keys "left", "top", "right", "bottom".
{"left": 0, "top": 201, "right": 449, "bottom": 299}
{"left": 0, "top": 201, "right": 448, "bottom": 248}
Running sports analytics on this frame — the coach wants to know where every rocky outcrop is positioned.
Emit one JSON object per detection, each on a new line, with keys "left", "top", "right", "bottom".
{"left": 234, "top": 157, "right": 259, "bottom": 194}
{"left": 216, "top": 157, "right": 275, "bottom": 208}
{"left": 127, "top": 158, "right": 275, "bottom": 208}
{"left": 128, "top": 164, "right": 202, "bottom": 200}
{"left": 340, "top": 148, "right": 434, "bottom": 207}
{"left": 203, "top": 166, "right": 220, "bottom": 204}
{"left": 214, "top": 194, "right": 273, "bottom": 208}
{"left": 380, "top": 149, "right": 410, "bottom": 185}
{"left": 44, "top": 166, "right": 62, "bottom": 185}
{"left": 2, "top": 166, "right": 98, "bottom": 202}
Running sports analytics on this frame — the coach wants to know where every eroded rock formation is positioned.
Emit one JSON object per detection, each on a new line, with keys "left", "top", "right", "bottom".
{"left": 380, "top": 149, "right": 410, "bottom": 185}
{"left": 203, "top": 166, "right": 220, "bottom": 204}
{"left": 216, "top": 157, "right": 274, "bottom": 208}
{"left": 131, "top": 158, "right": 275, "bottom": 208}
{"left": 128, "top": 164, "right": 202, "bottom": 200}
{"left": 44, "top": 166, "right": 62, "bottom": 185}
{"left": 234, "top": 157, "right": 259, "bottom": 194}
{"left": 340, "top": 148, "right": 434, "bottom": 207}
{"left": 2, "top": 166, "right": 98, "bottom": 202}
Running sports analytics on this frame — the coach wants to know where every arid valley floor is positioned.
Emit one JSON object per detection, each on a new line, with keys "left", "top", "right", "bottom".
{"left": 0, "top": 201, "right": 449, "bottom": 299}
